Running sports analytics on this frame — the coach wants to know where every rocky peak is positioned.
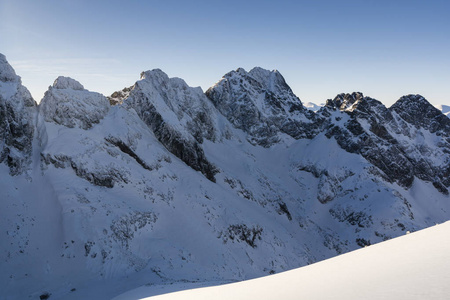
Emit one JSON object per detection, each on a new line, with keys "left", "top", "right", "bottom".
{"left": 390, "top": 94, "right": 450, "bottom": 134}
{"left": 321, "top": 92, "right": 450, "bottom": 194}
{"left": 0, "top": 54, "right": 19, "bottom": 82}
{"left": 0, "top": 54, "right": 36, "bottom": 175}
{"left": 248, "top": 67, "right": 291, "bottom": 96}
{"left": 326, "top": 92, "right": 364, "bottom": 111}
{"left": 223, "top": 67, "right": 248, "bottom": 78}
{"left": 206, "top": 67, "right": 319, "bottom": 146}
{"left": 52, "top": 76, "right": 85, "bottom": 90}
{"left": 129, "top": 69, "right": 219, "bottom": 141}
{"left": 39, "top": 77, "right": 110, "bottom": 130}
{"left": 139, "top": 68, "right": 170, "bottom": 82}
{"left": 108, "top": 86, "right": 133, "bottom": 106}
{"left": 324, "top": 93, "right": 392, "bottom": 124}
{"left": 124, "top": 69, "right": 221, "bottom": 182}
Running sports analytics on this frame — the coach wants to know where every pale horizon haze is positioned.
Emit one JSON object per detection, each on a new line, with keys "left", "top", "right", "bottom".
{"left": 1, "top": 0, "right": 449, "bottom": 107}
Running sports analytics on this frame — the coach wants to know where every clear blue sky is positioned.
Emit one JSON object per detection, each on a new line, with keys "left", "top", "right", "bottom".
{"left": 1, "top": 0, "right": 449, "bottom": 106}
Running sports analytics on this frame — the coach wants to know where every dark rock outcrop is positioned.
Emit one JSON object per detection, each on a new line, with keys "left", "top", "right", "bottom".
{"left": 124, "top": 69, "right": 219, "bottom": 182}
{"left": 0, "top": 54, "right": 36, "bottom": 175}
{"left": 322, "top": 93, "right": 449, "bottom": 193}
{"left": 206, "top": 67, "right": 323, "bottom": 146}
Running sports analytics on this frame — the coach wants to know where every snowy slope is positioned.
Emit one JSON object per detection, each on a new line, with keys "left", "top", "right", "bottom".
{"left": 119, "top": 221, "right": 450, "bottom": 300}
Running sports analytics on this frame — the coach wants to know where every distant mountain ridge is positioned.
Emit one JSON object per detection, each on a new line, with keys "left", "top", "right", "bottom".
{"left": 436, "top": 104, "right": 450, "bottom": 118}
{"left": 1, "top": 54, "right": 449, "bottom": 299}
{"left": 303, "top": 102, "right": 324, "bottom": 112}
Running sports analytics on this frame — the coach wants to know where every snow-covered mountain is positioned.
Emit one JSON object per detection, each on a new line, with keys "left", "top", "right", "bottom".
{"left": 1, "top": 55, "right": 449, "bottom": 299}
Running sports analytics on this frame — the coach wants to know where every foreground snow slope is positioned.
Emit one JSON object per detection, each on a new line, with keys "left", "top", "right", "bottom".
{"left": 120, "top": 221, "right": 450, "bottom": 300}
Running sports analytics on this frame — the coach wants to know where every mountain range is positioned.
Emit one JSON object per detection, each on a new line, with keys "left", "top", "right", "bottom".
{"left": 1, "top": 53, "right": 449, "bottom": 299}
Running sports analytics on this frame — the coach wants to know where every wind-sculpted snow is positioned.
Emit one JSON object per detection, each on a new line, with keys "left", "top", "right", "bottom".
{"left": 205, "top": 67, "right": 322, "bottom": 146}
{"left": 40, "top": 76, "right": 110, "bottom": 130}
{"left": 0, "top": 54, "right": 36, "bottom": 175}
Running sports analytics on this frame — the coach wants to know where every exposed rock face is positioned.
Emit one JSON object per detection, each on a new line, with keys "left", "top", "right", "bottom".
{"left": 0, "top": 54, "right": 19, "bottom": 82}
{"left": 206, "top": 70, "right": 450, "bottom": 194}
{"left": 391, "top": 94, "right": 450, "bottom": 135}
{"left": 205, "top": 67, "right": 322, "bottom": 146}
{"left": 0, "top": 54, "right": 36, "bottom": 175}
{"left": 39, "top": 76, "right": 110, "bottom": 130}
{"left": 325, "top": 92, "right": 365, "bottom": 111}
{"left": 390, "top": 95, "right": 450, "bottom": 193}
{"left": 322, "top": 93, "right": 450, "bottom": 194}
{"left": 108, "top": 86, "right": 132, "bottom": 106}
{"left": 124, "top": 69, "right": 221, "bottom": 181}
{"left": 324, "top": 94, "right": 415, "bottom": 187}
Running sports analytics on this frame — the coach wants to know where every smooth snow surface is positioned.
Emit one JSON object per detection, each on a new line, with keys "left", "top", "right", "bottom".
{"left": 118, "top": 221, "right": 450, "bottom": 300}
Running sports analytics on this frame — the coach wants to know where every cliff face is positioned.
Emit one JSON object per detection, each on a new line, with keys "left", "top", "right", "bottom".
{"left": 0, "top": 54, "right": 36, "bottom": 176}
{"left": 322, "top": 92, "right": 450, "bottom": 194}
{"left": 205, "top": 67, "right": 322, "bottom": 146}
